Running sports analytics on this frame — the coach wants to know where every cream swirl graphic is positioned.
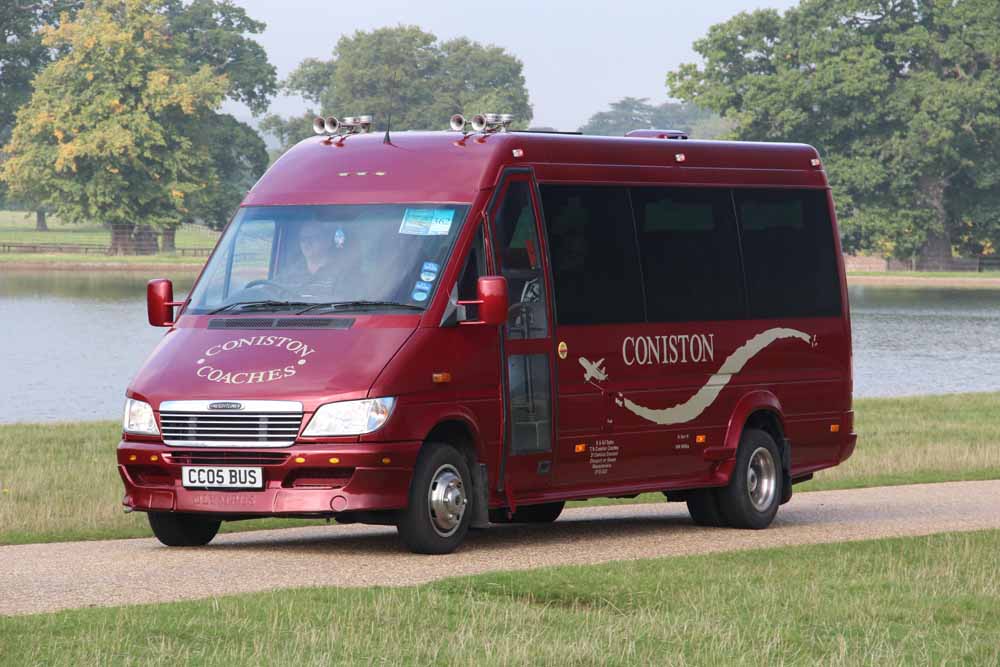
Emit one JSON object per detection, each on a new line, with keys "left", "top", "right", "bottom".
{"left": 604, "top": 328, "right": 813, "bottom": 425}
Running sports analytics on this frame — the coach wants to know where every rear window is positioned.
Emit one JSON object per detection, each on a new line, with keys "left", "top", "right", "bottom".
{"left": 735, "top": 189, "right": 841, "bottom": 318}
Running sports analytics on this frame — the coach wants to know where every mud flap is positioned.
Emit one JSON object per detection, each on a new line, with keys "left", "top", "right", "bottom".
{"left": 471, "top": 463, "right": 490, "bottom": 528}
{"left": 780, "top": 438, "right": 793, "bottom": 505}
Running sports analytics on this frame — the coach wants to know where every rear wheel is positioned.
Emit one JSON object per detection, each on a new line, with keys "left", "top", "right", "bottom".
{"left": 685, "top": 489, "right": 727, "bottom": 527}
{"left": 716, "top": 428, "right": 783, "bottom": 529}
{"left": 491, "top": 501, "right": 565, "bottom": 524}
{"left": 147, "top": 512, "right": 221, "bottom": 546}
{"left": 397, "top": 443, "right": 472, "bottom": 554}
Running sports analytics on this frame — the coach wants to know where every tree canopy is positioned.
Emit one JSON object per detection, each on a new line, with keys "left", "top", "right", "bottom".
{"left": 578, "top": 97, "right": 728, "bottom": 138}
{"left": 263, "top": 26, "right": 532, "bottom": 151}
{"left": 0, "top": 0, "right": 276, "bottom": 248}
{"left": 0, "top": 0, "right": 229, "bottom": 252}
{"left": 668, "top": 0, "right": 1000, "bottom": 263}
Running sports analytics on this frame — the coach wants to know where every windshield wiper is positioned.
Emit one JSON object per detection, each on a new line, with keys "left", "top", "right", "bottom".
{"left": 209, "top": 300, "right": 314, "bottom": 315}
{"left": 296, "top": 300, "right": 425, "bottom": 315}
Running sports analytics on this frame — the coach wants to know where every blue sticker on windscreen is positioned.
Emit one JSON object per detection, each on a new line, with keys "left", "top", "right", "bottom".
{"left": 414, "top": 281, "right": 433, "bottom": 292}
{"left": 411, "top": 290, "right": 429, "bottom": 302}
{"left": 420, "top": 261, "right": 440, "bottom": 282}
{"left": 399, "top": 209, "right": 454, "bottom": 236}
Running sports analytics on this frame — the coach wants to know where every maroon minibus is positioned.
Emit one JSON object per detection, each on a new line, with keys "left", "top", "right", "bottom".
{"left": 118, "top": 115, "right": 855, "bottom": 553}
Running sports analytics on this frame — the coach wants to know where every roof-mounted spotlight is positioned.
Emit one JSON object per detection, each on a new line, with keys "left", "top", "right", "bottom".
{"left": 449, "top": 114, "right": 467, "bottom": 132}
{"left": 469, "top": 113, "right": 514, "bottom": 134}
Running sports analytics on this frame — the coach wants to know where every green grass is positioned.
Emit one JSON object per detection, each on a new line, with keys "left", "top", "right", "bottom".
{"left": 0, "top": 210, "right": 219, "bottom": 250}
{"left": 2, "top": 530, "right": 998, "bottom": 665}
{"left": 2, "top": 392, "right": 998, "bottom": 545}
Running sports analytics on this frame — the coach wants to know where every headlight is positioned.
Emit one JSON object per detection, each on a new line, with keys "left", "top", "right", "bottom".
{"left": 303, "top": 397, "right": 396, "bottom": 436}
{"left": 123, "top": 398, "right": 159, "bottom": 436}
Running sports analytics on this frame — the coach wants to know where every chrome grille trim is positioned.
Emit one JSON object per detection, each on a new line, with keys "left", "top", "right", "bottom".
{"left": 159, "top": 400, "right": 304, "bottom": 448}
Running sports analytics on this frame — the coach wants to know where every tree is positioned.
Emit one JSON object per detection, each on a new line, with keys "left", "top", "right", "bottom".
{"left": 579, "top": 97, "right": 727, "bottom": 138}
{"left": 0, "top": 0, "right": 228, "bottom": 254}
{"left": 0, "top": 1, "right": 82, "bottom": 229}
{"left": 264, "top": 26, "right": 532, "bottom": 151}
{"left": 667, "top": 0, "right": 1000, "bottom": 265}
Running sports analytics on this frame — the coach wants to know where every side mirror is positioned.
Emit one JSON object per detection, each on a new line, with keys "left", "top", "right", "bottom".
{"left": 147, "top": 279, "right": 181, "bottom": 327}
{"left": 477, "top": 276, "right": 509, "bottom": 326}
{"left": 458, "top": 276, "right": 509, "bottom": 327}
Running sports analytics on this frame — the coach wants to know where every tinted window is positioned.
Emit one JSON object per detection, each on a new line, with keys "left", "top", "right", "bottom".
{"left": 735, "top": 189, "right": 841, "bottom": 318}
{"left": 631, "top": 187, "right": 745, "bottom": 321}
{"left": 540, "top": 186, "right": 645, "bottom": 325}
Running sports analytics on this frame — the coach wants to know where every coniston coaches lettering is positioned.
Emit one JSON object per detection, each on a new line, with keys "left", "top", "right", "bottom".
{"left": 622, "top": 334, "right": 715, "bottom": 366}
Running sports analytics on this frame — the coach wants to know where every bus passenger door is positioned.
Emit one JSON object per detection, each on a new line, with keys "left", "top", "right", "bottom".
{"left": 490, "top": 174, "right": 556, "bottom": 497}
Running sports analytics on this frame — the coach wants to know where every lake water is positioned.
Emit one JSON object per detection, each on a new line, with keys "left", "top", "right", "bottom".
{"left": 1, "top": 270, "right": 999, "bottom": 423}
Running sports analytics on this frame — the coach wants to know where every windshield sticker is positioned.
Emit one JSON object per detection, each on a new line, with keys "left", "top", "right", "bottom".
{"left": 411, "top": 290, "right": 429, "bottom": 302}
{"left": 334, "top": 228, "right": 346, "bottom": 248}
{"left": 399, "top": 209, "right": 454, "bottom": 236}
{"left": 420, "top": 261, "right": 440, "bottom": 282}
{"left": 414, "top": 280, "right": 432, "bottom": 292}
{"left": 195, "top": 336, "right": 316, "bottom": 385}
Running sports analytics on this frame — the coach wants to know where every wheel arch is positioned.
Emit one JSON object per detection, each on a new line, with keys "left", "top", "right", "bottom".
{"left": 712, "top": 391, "right": 789, "bottom": 488}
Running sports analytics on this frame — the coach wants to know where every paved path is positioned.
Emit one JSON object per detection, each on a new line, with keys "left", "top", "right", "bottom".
{"left": 3, "top": 480, "right": 999, "bottom": 616}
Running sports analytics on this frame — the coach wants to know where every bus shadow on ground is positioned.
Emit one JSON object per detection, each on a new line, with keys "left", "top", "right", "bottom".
{"left": 201, "top": 512, "right": 702, "bottom": 556}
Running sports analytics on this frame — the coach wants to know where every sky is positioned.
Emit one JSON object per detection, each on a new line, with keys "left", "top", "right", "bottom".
{"left": 227, "top": 0, "right": 800, "bottom": 134}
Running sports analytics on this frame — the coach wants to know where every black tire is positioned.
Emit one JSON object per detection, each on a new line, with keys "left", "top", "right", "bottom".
{"left": 716, "top": 428, "right": 783, "bottom": 529}
{"left": 147, "top": 512, "right": 221, "bottom": 547}
{"left": 491, "top": 501, "right": 565, "bottom": 524}
{"left": 397, "top": 443, "right": 472, "bottom": 554}
{"left": 685, "top": 489, "right": 727, "bottom": 527}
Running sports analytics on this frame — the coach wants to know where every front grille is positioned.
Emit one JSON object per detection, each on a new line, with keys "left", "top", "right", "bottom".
{"left": 160, "top": 410, "right": 303, "bottom": 448}
{"left": 164, "top": 451, "right": 291, "bottom": 465}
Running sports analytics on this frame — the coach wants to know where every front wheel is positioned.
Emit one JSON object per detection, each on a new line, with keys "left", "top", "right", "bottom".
{"left": 715, "top": 428, "right": 783, "bottom": 529}
{"left": 148, "top": 512, "right": 221, "bottom": 546}
{"left": 397, "top": 443, "right": 472, "bottom": 554}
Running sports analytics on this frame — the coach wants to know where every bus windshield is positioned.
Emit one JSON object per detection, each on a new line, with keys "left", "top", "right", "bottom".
{"left": 186, "top": 204, "right": 468, "bottom": 314}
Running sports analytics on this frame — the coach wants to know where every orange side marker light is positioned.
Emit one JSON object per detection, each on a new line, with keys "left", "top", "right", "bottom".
{"left": 381, "top": 457, "right": 392, "bottom": 465}
{"left": 830, "top": 424, "right": 840, "bottom": 433}
{"left": 294, "top": 456, "right": 306, "bottom": 464}
{"left": 328, "top": 457, "right": 340, "bottom": 465}
{"left": 149, "top": 455, "right": 158, "bottom": 462}
{"left": 695, "top": 435, "right": 706, "bottom": 444}
{"left": 128, "top": 454, "right": 137, "bottom": 462}
{"left": 432, "top": 372, "right": 452, "bottom": 384}
{"left": 575, "top": 443, "right": 587, "bottom": 453}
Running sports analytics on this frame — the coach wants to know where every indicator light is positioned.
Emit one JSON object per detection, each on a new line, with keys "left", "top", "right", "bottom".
{"left": 381, "top": 457, "right": 392, "bottom": 464}
{"left": 811, "top": 158, "right": 822, "bottom": 167}
{"left": 328, "top": 457, "right": 340, "bottom": 465}
{"left": 128, "top": 454, "right": 137, "bottom": 462}
{"left": 695, "top": 434, "right": 706, "bottom": 444}
{"left": 294, "top": 456, "right": 306, "bottom": 464}
{"left": 150, "top": 455, "right": 158, "bottom": 462}
{"left": 575, "top": 443, "right": 587, "bottom": 453}
{"left": 830, "top": 424, "right": 840, "bottom": 433}
{"left": 432, "top": 372, "right": 452, "bottom": 384}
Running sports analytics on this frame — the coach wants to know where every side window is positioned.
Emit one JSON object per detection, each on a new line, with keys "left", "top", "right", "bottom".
{"left": 492, "top": 181, "right": 548, "bottom": 340}
{"left": 735, "top": 189, "right": 842, "bottom": 318}
{"left": 540, "top": 185, "right": 644, "bottom": 325}
{"left": 631, "top": 187, "right": 745, "bottom": 321}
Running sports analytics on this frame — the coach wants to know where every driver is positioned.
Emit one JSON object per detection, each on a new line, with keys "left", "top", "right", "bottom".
{"left": 277, "top": 217, "right": 359, "bottom": 298}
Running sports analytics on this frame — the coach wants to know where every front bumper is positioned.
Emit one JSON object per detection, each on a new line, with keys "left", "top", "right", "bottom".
{"left": 117, "top": 440, "right": 421, "bottom": 516}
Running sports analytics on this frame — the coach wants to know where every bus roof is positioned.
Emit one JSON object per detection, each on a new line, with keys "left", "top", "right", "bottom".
{"left": 243, "top": 131, "right": 827, "bottom": 207}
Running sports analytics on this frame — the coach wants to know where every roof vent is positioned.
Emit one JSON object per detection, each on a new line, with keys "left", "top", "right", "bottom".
{"left": 625, "top": 129, "right": 689, "bottom": 140}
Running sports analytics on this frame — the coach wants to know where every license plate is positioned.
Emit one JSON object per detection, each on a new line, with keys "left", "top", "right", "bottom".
{"left": 181, "top": 466, "right": 263, "bottom": 489}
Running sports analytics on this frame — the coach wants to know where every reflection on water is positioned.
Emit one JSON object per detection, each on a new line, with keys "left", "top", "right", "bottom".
{"left": 1, "top": 270, "right": 195, "bottom": 424}
{"left": 1, "top": 271, "right": 999, "bottom": 423}
{"left": 849, "top": 285, "right": 1000, "bottom": 398}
